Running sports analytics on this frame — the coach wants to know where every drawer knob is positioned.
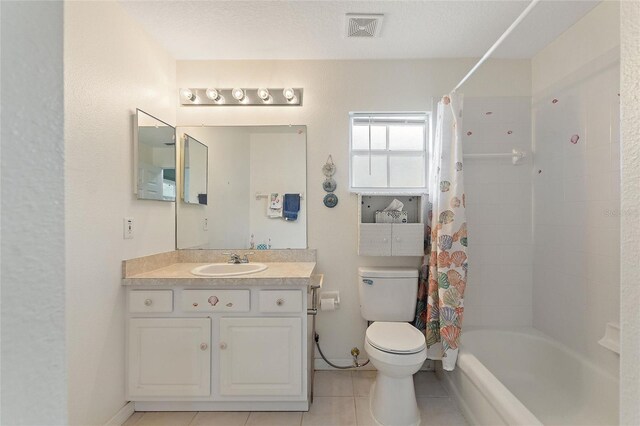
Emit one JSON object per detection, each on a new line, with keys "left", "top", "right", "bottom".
{"left": 226, "top": 302, "right": 233, "bottom": 307}
{"left": 220, "top": 342, "right": 227, "bottom": 350}
{"left": 396, "top": 237, "right": 401, "bottom": 242}
{"left": 382, "top": 238, "right": 388, "bottom": 243}
{"left": 200, "top": 343, "right": 208, "bottom": 351}
{"left": 193, "top": 303, "right": 198, "bottom": 307}
{"left": 144, "top": 299, "right": 153, "bottom": 306}
{"left": 276, "top": 298, "right": 285, "bottom": 306}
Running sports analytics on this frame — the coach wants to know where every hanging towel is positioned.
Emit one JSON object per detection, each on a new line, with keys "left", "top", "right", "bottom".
{"left": 283, "top": 194, "right": 301, "bottom": 221}
{"left": 267, "top": 193, "right": 283, "bottom": 218}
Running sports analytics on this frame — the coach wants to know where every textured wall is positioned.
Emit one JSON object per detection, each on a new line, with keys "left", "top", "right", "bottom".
{"left": 0, "top": 2, "right": 67, "bottom": 424}
{"left": 531, "top": 1, "right": 620, "bottom": 379}
{"left": 620, "top": 1, "right": 640, "bottom": 423}
{"left": 64, "top": 2, "right": 176, "bottom": 424}
{"left": 176, "top": 58, "right": 531, "bottom": 365}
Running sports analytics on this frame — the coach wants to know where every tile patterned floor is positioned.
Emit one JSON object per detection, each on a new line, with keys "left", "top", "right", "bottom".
{"left": 123, "top": 371, "right": 468, "bottom": 426}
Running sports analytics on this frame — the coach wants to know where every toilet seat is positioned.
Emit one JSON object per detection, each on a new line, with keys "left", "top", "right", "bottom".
{"left": 366, "top": 322, "right": 426, "bottom": 355}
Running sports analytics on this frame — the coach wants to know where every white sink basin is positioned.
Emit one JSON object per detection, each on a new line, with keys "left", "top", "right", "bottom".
{"left": 190, "top": 263, "right": 268, "bottom": 277}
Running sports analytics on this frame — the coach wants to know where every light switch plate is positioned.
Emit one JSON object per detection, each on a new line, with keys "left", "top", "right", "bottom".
{"left": 124, "top": 217, "right": 134, "bottom": 239}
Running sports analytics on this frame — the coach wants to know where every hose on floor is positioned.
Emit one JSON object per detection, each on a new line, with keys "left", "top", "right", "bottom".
{"left": 314, "top": 333, "right": 370, "bottom": 369}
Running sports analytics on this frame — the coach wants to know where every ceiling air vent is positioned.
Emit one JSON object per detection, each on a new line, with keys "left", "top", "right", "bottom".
{"left": 346, "top": 13, "right": 384, "bottom": 38}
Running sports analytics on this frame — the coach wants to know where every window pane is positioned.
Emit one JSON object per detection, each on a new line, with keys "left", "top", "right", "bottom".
{"left": 389, "top": 155, "right": 425, "bottom": 187}
{"left": 352, "top": 154, "right": 388, "bottom": 188}
{"left": 352, "top": 125, "right": 386, "bottom": 150}
{"left": 389, "top": 125, "right": 424, "bottom": 151}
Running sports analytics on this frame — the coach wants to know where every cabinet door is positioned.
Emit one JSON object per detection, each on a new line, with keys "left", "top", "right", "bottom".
{"left": 128, "top": 318, "right": 210, "bottom": 398}
{"left": 358, "top": 223, "right": 392, "bottom": 256}
{"left": 219, "top": 317, "right": 302, "bottom": 396}
{"left": 391, "top": 223, "right": 425, "bottom": 256}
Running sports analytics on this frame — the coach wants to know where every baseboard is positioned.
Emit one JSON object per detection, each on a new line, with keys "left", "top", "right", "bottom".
{"left": 105, "top": 401, "right": 134, "bottom": 426}
{"left": 313, "top": 358, "right": 434, "bottom": 371}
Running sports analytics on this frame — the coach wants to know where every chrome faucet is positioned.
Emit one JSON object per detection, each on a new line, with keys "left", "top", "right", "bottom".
{"left": 223, "top": 252, "right": 254, "bottom": 264}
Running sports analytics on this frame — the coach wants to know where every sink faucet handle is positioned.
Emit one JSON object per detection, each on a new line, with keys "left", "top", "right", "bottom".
{"left": 241, "top": 252, "right": 254, "bottom": 263}
{"left": 223, "top": 252, "right": 241, "bottom": 263}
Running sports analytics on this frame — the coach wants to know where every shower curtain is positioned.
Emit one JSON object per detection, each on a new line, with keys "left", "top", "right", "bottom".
{"left": 414, "top": 94, "right": 467, "bottom": 371}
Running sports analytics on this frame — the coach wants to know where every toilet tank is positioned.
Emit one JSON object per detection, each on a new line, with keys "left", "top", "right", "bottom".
{"left": 358, "top": 267, "right": 419, "bottom": 322}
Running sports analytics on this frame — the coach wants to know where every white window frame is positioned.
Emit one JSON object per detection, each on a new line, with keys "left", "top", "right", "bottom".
{"left": 349, "top": 111, "right": 431, "bottom": 194}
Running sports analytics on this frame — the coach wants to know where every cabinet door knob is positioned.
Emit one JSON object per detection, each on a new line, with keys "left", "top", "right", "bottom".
{"left": 382, "top": 238, "right": 388, "bottom": 243}
{"left": 200, "top": 343, "right": 208, "bottom": 351}
{"left": 396, "top": 237, "right": 401, "bottom": 242}
{"left": 276, "top": 298, "right": 285, "bottom": 306}
{"left": 144, "top": 299, "right": 153, "bottom": 306}
{"left": 219, "top": 342, "right": 227, "bottom": 350}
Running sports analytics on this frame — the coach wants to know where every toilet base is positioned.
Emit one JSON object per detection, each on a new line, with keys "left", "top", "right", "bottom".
{"left": 369, "top": 373, "right": 421, "bottom": 426}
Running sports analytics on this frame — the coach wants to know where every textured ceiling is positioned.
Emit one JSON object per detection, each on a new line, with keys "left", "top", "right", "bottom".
{"left": 119, "top": 0, "right": 600, "bottom": 60}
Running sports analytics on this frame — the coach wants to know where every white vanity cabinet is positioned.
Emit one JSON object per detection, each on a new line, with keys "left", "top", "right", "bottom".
{"left": 219, "top": 317, "right": 302, "bottom": 396}
{"left": 126, "top": 286, "right": 311, "bottom": 412}
{"left": 128, "top": 317, "right": 211, "bottom": 398}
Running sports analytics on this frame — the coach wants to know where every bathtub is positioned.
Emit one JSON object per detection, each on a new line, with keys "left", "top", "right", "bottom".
{"left": 437, "top": 328, "right": 619, "bottom": 426}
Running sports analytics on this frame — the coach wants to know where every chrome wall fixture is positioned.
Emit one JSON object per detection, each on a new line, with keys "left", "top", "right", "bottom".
{"left": 180, "top": 88, "right": 303, "bottom": 106}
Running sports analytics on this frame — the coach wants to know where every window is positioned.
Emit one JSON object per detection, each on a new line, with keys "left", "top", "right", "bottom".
{"left": 349, "top": 112, "right": 430, "bottom": 192}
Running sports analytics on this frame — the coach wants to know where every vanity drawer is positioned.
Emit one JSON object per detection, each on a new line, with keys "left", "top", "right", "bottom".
{"left": 259, "top": 290, "right": 303, "bottom": 313}
{"left": 129, "top": 290, "right": 173, "bottom": 313}
{"left": 182, "top": 290, "right": 250, "bottom": 312}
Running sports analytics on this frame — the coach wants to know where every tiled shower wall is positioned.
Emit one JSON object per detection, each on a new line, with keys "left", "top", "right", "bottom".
{"left": 462, "top": 97, "right": 533, "bottom": 327}
{"left": 532, "top": 54, "right": 620, "bottom": 376}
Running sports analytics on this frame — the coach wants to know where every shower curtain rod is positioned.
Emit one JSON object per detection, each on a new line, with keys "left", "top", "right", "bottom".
{"left": 450, "top": 0, "right": 541, "bottom": 94}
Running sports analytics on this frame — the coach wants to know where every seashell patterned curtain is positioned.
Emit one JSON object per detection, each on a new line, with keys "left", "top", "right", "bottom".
{"left": 414, "top": 93, "right": 468, "bottom": 371}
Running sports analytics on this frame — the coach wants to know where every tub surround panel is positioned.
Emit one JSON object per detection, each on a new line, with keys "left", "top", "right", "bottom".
{"left": 531, "top": 1, "right": 620, "bottom": 379}
{"left": 462, "top": 96, "right": 533, "bottom": 328}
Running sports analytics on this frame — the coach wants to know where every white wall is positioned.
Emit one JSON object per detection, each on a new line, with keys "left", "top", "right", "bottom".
{"left": 620, "top": 1, "right": 640, "bottom": 423}
{"left": 462, "top": 96, "right": 533, "bottom": 327}
{"left": 249, "top": 131, "right": 307, "bottom": 249}
{"left": 176, "top": 59, "right": 531, "bottom": 363}
{"left": 0, "top": 2, "right": 67, "bottom": 424}
{"left": 64, "top": 2, "right": 176, "bottom": 424}
{"left": 531, "top": 1, "right": 620, "bottom": 379}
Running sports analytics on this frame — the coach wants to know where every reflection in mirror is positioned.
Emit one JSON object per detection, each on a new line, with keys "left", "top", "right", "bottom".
{"left": 135, "top": 109, "right": 176, "bottom": 201}
{"left": 176, "top": 126, "right": 307, "bottom": 250}
{"left": 182, "top": 134, "right": 208, "bottom": 205}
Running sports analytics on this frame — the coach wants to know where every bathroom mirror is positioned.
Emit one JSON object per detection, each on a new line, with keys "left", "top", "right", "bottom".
{"left": 134, "top": 109, "right": 176, "bottom": 201}
{"left": 176, "top": 125, "right": 307, "bottom": 250}
{"left": 182, "top": 134, "right": 208, "bottom": 205}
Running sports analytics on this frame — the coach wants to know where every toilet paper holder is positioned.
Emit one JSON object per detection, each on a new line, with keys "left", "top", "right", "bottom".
{"left": 320, "top": 291, "right": 340, "bottom": 310}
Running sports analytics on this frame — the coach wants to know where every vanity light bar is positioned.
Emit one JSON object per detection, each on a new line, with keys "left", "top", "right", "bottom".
{"left": 180, "top": 88, "right": 303, "bottom": 106}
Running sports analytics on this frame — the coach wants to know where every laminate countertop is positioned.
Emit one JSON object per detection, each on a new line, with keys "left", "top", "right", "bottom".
{"left": 122, "top": 262, "right": 317, "bottom": 287}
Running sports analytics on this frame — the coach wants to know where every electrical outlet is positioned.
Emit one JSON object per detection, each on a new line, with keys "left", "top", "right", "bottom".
{"left": 124, "top": 217, "right": 134, "bottom": 239}
{"left": 203, "top": 218, "right": 208, "bottom": 231}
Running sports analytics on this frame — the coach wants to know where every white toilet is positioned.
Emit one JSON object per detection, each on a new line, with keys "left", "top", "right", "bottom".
{"left": 358, "top": 267, "right": 427, "bottom": 426}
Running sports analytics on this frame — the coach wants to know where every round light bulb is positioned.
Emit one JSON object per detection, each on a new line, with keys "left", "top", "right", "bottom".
{"left": 283, "top": 88, "right": 296, "bottom": 101}
{"left": 257, "top": 88, "right": 270, "bottom": 101}
{"left": 232, "top": 88, "right": 245, "bottom": 101}
{"left": 181, "top": 89, "right": 196, "bottom": 101}
{"left": 205, "top": 88, "right": 220, "bottom": 101}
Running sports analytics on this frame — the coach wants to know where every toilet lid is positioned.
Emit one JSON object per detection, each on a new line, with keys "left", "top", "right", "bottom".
{"left": 366, "top": 322, "right": 426, "bottom": 354}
